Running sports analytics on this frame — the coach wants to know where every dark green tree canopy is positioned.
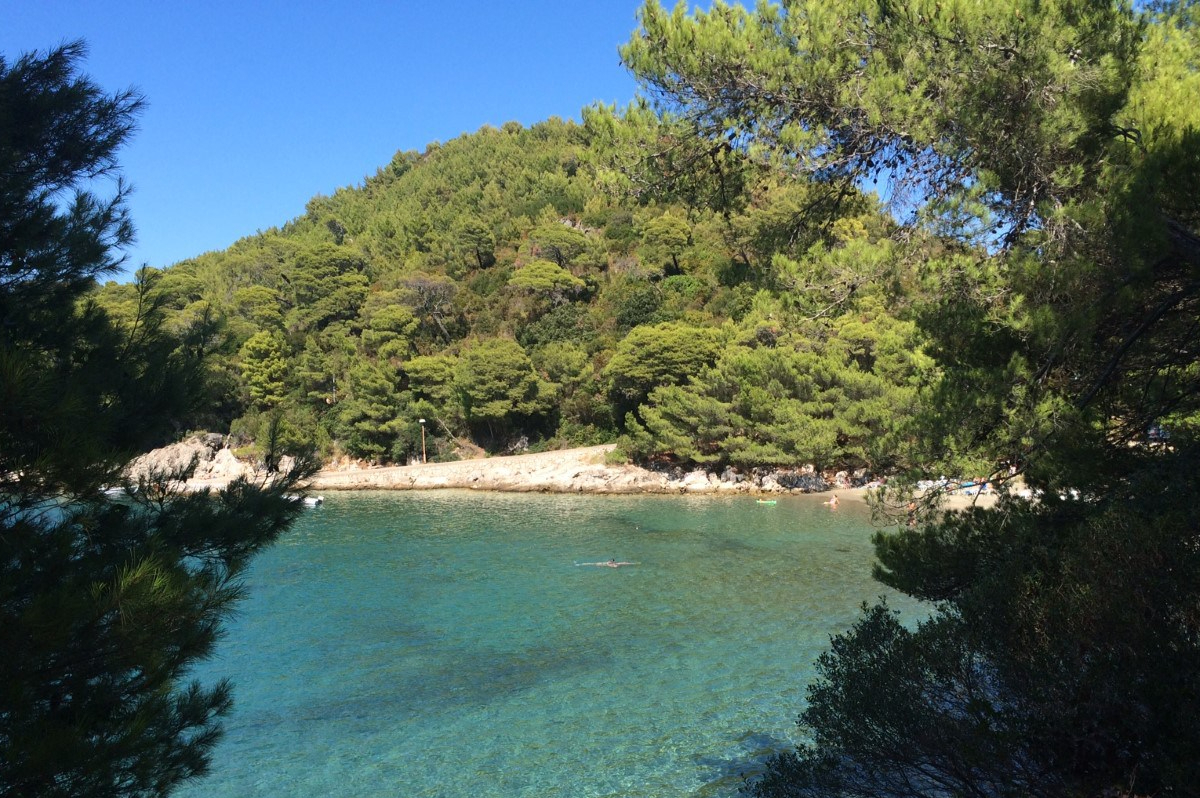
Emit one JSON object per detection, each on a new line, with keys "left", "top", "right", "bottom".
{"left": 0, "top": 43, "right": 311, "bottom": 798}
{"left": 0, "top": 41, "right": 141, "bottom": 301}
{"left": 454, "top": 338, "right": 555, "bottom": 437}
{"left": 623, "top": 0, "right": 1200, "bottom": 484}
{"left": 623, "top": 2, "right": 1200, "bottom": 796}
{"left": 81, "top": 81, "right": 949, "bottom": 467}
{"left": 602, "top": 320, "right": 724, "bottom": 416}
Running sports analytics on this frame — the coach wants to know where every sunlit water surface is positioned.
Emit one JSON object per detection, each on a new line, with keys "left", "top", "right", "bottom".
{"left": 176, "top": 491, "right": 908, "bottom": 798}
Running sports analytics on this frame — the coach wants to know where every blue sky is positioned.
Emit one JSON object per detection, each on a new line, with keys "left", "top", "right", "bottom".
{"left": 3, "top": 1, "right": 647, "bottom": 273}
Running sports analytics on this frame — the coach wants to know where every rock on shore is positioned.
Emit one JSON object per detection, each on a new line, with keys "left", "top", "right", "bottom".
{"left": 126, "top": 433, "right": 254, "bottom": 486}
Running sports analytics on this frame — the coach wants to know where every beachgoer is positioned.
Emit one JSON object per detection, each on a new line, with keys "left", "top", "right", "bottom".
{"left": 577, "top": 559, "right": 638, "bottom": 568}
{"left": 824, "top": 494, "right": 840, "bottom": 508}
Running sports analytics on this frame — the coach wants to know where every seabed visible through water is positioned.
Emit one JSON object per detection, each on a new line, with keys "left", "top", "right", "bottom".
{"left": 177, "top": 490, "right": 911, "bottom": 798}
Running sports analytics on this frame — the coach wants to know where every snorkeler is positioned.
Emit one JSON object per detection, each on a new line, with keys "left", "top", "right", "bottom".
{"left": 576, "top": 559, "right": 638, "bottom": 568}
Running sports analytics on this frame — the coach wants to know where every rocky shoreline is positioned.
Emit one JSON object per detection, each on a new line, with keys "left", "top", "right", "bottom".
{"left": 125, "top": 435, "right": 999, "bottom": 513}
{"left": 306, "top": 445, "right": 857, "bottom": 494}
{"left": 128, "top": 435, "right": 863, "bottom": 496}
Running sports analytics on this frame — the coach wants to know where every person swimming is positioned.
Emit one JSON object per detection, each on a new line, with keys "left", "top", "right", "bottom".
{"left": 824, "top": 494, "right": 840, "bottom": 508}
{"left": 576, "top": 559, "right": 638, "bottom": 568}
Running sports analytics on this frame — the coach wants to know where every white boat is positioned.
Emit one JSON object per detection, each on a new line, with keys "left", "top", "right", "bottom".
{"left": 287, "top": 494, "right": 324, "bottom": 507}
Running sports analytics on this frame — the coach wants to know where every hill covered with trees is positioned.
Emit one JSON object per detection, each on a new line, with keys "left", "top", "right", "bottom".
{"left": 92, "top": 106, "right": 935, "bottom": 477}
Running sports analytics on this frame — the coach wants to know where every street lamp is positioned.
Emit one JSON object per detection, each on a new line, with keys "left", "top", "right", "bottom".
{"left": 418, "top": 418, "right": 427, "bottom": 464}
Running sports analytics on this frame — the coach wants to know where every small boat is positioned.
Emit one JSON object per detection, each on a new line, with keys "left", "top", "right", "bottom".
{"left": 756, "top": 499, "right": 778, "bottom": 505}
{"left": 287, "top": 494, "right": 324, "bottom": 507}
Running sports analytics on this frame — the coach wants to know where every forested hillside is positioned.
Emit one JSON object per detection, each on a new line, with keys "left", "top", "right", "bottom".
{"left": 94, "top": 111, "right": 933, "bottom": 473}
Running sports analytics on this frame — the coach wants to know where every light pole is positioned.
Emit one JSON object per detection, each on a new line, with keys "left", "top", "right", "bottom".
{"left": 418, "top": 418, "right": 427, "bottom": 464}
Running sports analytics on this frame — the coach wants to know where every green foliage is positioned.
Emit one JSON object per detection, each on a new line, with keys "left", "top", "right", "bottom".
{"left": 639, "top": 211, "right": 691, "bottom": 275}
{"left": 516, "top": 302, "right": 598, "bottom": 349}
{"left": 507, "top": 259, "right": 586, "bottom": 302}
{"left": 731, "top": 179, "right": 872, "bottom": 274}
{"left": 626, "top": 304, "right": 927, "bottom": 469}
{"left": 529, "top": 221, "right": 594, "bottom": 269}
{"left": 604, "top": 277, "right": 664, "bottom": 333}
{"left": 0, "top": 43, "right": 311, "bottom": 798}
{"left": 232, "top": 284, "right": 284, "bottom": 329}
{"left": 453, "top": 339, "right": 555, "bottom": 442}
{"left": 602, "top": 321, "right": 725, "bottom": 420}
{"left": 79, "top": 19, "right": 991, "bottom": 471}
{"left": 622, "top": 1, "right": 1200, "bottom": 795}
{"left": 294, "top": 328, "right": 355, "bottom": 409}
{"left": 582, "top": 99, "right": 751, "bottom": 214}
{"left": 230, "top": 405, "right": 331, "bottom": 462}
{"left": 360, "top": 295, "right": 419, "bottom": 360}
{"left": 330, "top": 361, "right": 403, "bottom": 460}
{"left": 764, "top": 458, "right": 1200, "bottom": 798}
{"left": 238, "top": 329, "right": 290, "bottom": 408}
{"left": 403, "top": 354, "right": 458, "bottom": 407}
{"left": 451, "top": 215, "right": 496, "bottom": 271}
{"left": 532, "top": 341, "right": 611, "bottom": 435}
{"left": 282, "top": 244, "right": 369, "bottom": 334}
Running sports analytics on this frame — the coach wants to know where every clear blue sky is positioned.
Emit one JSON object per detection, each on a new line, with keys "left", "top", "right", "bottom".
{"left": 3, "top": 1, "right": 648, "bottom": 273}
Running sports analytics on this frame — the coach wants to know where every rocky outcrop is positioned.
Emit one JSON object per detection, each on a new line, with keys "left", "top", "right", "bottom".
{"left": 126, "top": 433, "right": 256, "bottom": 487}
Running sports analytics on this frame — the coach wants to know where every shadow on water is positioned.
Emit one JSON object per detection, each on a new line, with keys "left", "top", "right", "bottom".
{"left": 228, "top": 636, "right": 613, "bottom": 736}
{"left": 693, "top": 730, "right": 797, "bottom": 797}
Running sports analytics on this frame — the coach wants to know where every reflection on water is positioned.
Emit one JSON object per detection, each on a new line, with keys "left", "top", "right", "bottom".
{"left": 178, "top": 491, "right": 908, "bottom": 798}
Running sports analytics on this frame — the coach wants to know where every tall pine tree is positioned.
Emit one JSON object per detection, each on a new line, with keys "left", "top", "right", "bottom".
{"left": 0, "top": 43, "right": 313, "bottom": 798}
{"left": 624, "top": 1, "right": 1200, "bottom": 794}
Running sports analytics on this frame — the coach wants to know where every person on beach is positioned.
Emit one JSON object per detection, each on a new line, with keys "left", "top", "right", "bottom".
{"left": 577, "top": 559, "right": 638, "bottom": 568}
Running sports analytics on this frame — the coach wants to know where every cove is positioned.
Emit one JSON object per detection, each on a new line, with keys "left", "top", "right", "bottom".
{"left": 177, "top": 491, "right": 910, "bottom": 798}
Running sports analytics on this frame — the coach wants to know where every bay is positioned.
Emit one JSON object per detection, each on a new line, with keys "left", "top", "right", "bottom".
{"left": 177, "top": 490, "right": 905, "bottom": 798}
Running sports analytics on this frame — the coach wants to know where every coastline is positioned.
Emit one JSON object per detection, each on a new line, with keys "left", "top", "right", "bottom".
{"left": 145, "top": 437, "right": 997, "bottom": 510}
{"left": 306, "top": 444, "right": 747, "bottom": 495}
{"left": 307, "top": 445, "right": 998, "bottom": 510}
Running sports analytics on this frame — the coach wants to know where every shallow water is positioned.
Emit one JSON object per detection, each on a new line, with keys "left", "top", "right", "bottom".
{"left": 177, "top": 491, "right": 906, "bottom": 798}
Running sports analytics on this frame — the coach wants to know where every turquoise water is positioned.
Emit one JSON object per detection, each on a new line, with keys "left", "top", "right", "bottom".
{"left": 177, "top": 491, "right": 903, "bottom": 798}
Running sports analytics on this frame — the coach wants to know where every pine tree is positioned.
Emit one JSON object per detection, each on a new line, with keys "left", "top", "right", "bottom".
{"left": 0, "top": 43, "right": 313, "bottom": 798}
{"left": 624, "top": 1, "right": 1200, "bottom": 794}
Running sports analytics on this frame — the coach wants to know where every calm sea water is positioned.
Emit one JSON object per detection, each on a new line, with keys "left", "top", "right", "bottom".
{"left": 177, "top": 491, "right": 906, "bottom": 798}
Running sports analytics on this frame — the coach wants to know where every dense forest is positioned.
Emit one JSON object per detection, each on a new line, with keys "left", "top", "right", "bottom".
{"left": 91, "top": 107, "right": 933, "bottom": 476}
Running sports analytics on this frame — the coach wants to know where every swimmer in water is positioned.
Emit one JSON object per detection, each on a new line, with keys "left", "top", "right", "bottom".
{"left": 824, "top": 494, "right": 840, "bottom": 508}
{"left": 576, "top": 559, "right": 638, "bottom": 568}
